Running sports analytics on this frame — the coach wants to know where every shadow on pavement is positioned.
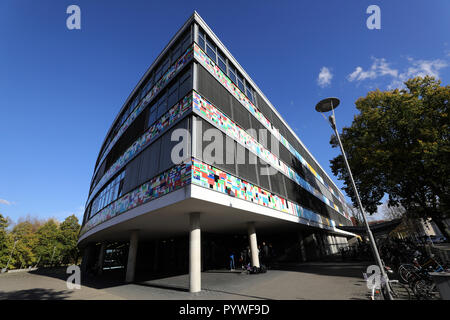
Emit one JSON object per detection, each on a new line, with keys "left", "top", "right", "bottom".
{"left": 269, "top": 261, "right": 372, "bottom": 279}
{"left": 134, "top": 282, "right": 189, "bottom": 293}
{"left": 29, "top": 267, "right": 126, "bottom": 290}
{"left": 0, "top": 288, "right": 71, "bottom": 300}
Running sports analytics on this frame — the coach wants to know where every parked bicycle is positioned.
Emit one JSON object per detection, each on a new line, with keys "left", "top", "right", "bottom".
{"left": 364, "top": 261, "right": 411, "bottom": 300}
{"left": 397, "top": 256, "right": 446, "bottom": 299}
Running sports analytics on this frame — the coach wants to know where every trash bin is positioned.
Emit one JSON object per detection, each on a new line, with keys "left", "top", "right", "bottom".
{"left": 429, "top": 272, "right": 450, "bottom": 300}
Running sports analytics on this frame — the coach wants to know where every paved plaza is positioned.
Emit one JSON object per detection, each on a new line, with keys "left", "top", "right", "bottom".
{"left": 0, "top": 262, "right": 370, "bottom": 300}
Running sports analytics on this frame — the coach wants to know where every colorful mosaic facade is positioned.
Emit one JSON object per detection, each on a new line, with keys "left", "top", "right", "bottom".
{"left": 191, "top": 158, "right": 339, "bottom": 230}
{"left": 192, "top": 91, "right": 347, "bottom": 219}
{"left": 193, "top": 43, "right": 350, "bottom": 218}
{"left": 80, "top": 161, "right": 192, "bottom": 236}
{"left": 83, "top": 156, "right": 341, "bottom": 236}
{"left": 87, "top": 93, "right": 193, "bottom": 205}
{"left": 95, "top": 46, "right": 194, "bottom": 174}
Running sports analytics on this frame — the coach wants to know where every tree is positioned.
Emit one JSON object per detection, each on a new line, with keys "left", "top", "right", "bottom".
{"left": 34, "top": 219, "right": 62, "bottom": 266}
{"left": 58, "top": 215, "right": 80, "bottom": 264}
{"left": 330, "top": 76, "right": 450, "bottom": 239}
{"left": 0, "top": 213, "right": 12, "bottom": 268}
{"left": 11, "top": 221, "right": 38, "bottom": 268}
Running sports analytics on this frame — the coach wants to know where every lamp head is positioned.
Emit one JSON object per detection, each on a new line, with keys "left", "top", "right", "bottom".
{"left": 315, "top": 97, "right": 340, "bottom": 113}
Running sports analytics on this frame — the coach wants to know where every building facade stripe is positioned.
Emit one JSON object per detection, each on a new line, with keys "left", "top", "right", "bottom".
{"left": 191, "top": 158, "right": 343, "bottom": 231}
{"left": 80, "top": 160, "right": 192, "bottom": 236}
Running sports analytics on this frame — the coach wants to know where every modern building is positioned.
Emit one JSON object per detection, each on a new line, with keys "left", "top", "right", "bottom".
{"left": 78, "top": 12, "right": 355, "bottom": 292}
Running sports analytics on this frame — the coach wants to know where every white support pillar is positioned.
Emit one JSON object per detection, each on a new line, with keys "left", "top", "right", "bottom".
{"left": 125, "top": 230, "right": 139, "bottom": 283}
{"left": 189, "top": 212, "right": 201, "bottom": 293}
{"left": 247, "top": 222, "right": 260, "bottom": 268}
{"left": 97, "top": 242, "right": 106, "bottom": 275}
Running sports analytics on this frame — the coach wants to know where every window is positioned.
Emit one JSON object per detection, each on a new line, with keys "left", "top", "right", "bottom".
{"left": 167, "top": 81, "right": 179, "bottom": 107}
{"left": 246, "top": 86, "right": 254, "bottom": 103}
{"left": 237, "top": 73, "right": 245, "bottom": 92}
{"left": 228, "top": 65, "right": 237, "bottom": 84}
{"left": 179, "top": 67, "right": 192, "bottom": 98}
{"left": 142, "top": 77, "right": 153, "bottom": 98}
{"left": 206, "top": 38, "right": 216, "bottom": 62}
{"left": 197, "top": 30, "right": 205, "bottom": 50}
{"left": 154, "top": 65, "right": 162, "bottom": 82}
{"left": 181, "top": 33, "right": 191, "bottom": 52}
{"left": 171, "top": 43, "right": 182, "bottom": 62}
{"left": 89, "top": 170, "right": 126, "bottom": 219}
{"left": 217, "top": 50, "right": 227, "bottom": 73}
{"left": 148, "top": 103, "right": 157, "bottom": 127}
{"left": 156, "top": 92, "right": 168, "bottom": 119}
{"left": 161, "top": 57, "right": 170, "bottom": 74}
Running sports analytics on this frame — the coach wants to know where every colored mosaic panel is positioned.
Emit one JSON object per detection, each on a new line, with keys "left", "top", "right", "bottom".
{"left": 191, "top": 158, "right": 340, "bottom": 230}
{"left": 87, "top": 93, "right": 193, "bottom": 205}
{"left": 80, "top": 161, "right": 192, "bottom": 236}
{"left": 192, "top": 91, "right": 347, "bottom": 219}
{"left": 193, "top": 44, "right": 349, "bottom": 218}
{"left": 95, "top": 45, "right": 194, "bottom": 174}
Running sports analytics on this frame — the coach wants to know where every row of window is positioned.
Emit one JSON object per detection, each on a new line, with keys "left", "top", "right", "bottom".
{"left": 147, "top": 66, "right": 192, "bottom": 127}
{"left": 87, "top": 118, "right": 191, "bottom": 223}
{"left": 89, "top": 171, "right": 125, "bottom": 219}
{"left": 90, "top": 66, "right": 193, "bottom": 195}
{"left": 96, "top": 28, "right": 193, "bottom": 168}
{"left": 197, "top": 28, "right": 255, "bottom": 104}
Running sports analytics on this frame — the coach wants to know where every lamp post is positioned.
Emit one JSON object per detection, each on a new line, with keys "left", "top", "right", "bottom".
{"left": 315, "top": 97, "right": 393, "bottom": 300}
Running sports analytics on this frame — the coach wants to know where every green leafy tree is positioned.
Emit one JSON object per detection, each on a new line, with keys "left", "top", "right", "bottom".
{"left": 11, "top": 221, "right": 38, "bottom": 268}
{"left": 0, "top": 213, "right": 12, "bottom": 268}
{"left": 330, "top": 76, "right": 450, "bottom": 239}
{"left": 34, "top": 219, "right": 62, "bottom": 266}
{"left": 58, "top": 215, "right": 81, "bottom": 264}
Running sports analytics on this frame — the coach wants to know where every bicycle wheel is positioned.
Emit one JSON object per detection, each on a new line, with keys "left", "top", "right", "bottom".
{"left": 398, "top": 264, "right": 418, "bottom": 283}
{"left": 389, "top": 281, "right": 411, "bottom": 300}
{"left": 413, "top": 279, "right": 439, "bottom": 300}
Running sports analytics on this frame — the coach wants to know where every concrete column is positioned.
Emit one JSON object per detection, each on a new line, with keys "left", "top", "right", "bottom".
{"left": 125, "top": 230, "right": 139, "bottom": 283}
{"left": 247, "top": 222, "right": 260, "bottom": 268}
{"left": 97, "top": 242, "right": 106, "bottom": 275}
{"left": 189, "top": 212, "right": 201, "bottom": 293}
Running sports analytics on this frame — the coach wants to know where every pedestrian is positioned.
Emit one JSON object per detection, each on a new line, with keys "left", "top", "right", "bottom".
{"left": 229, "top": 252, "right": 235, "bottom": 270}
{"left": 262, "top": 242, "right": 269, "bottom": 264}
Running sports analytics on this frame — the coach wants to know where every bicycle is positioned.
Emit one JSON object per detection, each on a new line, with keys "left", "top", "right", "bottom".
{"left": 364, "top": 263, "right": 411, "bottom": 300}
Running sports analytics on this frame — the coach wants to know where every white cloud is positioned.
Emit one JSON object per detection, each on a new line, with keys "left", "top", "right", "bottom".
{"left": 317, "top": 67, "right": 333, "bottom": 87}
{"left": 0, "top": 199, "right": 12, "bottom": 206}
{"left": 347, "top": 57, "right": 397, "bottom": 82}
{"left": 348, "top": 56, "right": 448, "bottom": 89}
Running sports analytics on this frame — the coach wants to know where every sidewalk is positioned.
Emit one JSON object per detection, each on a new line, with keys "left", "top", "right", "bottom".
{"left": 0, "top": 262, "right": 370, "bottom": 300}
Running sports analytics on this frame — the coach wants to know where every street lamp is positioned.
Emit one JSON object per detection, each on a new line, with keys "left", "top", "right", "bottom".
{"left": 315, "top": 97, "right": 393, "bottom": 300}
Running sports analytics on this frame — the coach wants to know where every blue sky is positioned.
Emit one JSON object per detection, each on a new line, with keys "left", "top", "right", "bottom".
{"left": 1, "top": 0, "right": 449, "bottom": 223}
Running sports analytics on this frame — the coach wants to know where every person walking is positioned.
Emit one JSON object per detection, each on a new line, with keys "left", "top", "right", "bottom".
{"left": 229, "top": 252, "right": 235, "bottom": 270}
{"left": 261, "top": 242, "right": 269, "bottom": 265}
